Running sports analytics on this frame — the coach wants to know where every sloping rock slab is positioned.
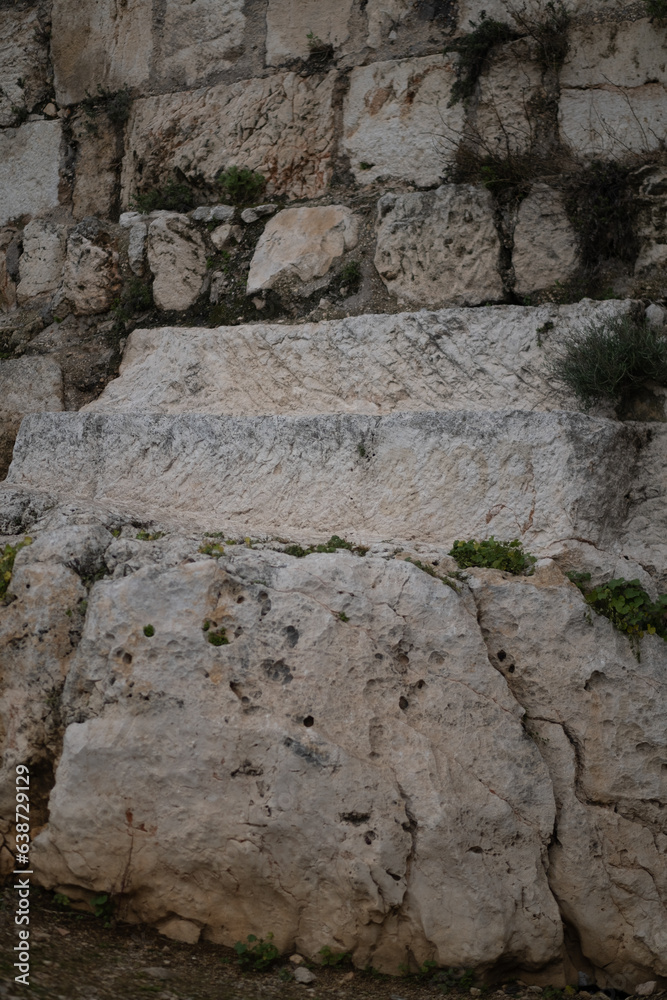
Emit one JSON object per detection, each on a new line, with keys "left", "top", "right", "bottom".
{"left": 5, "top": 411, "right": 646, "bottom": 550}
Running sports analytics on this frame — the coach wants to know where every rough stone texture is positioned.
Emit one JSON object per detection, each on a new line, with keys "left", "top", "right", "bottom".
{"left": 147, "top": 214, "right": 207, "bottom": 312}
{"left": 635, "top": 168, "right": 667, "bottom": 275}
{"left": 561, "top": 19, "right": 667, "bottom": 90}
{"left": 121, "top": 72, "right": 337, "bottom": 205}
{"left": 620, "top": 424, "right": 667, "bottom": 590}
{"left": 18, "top": 540, "right": 560, "bottom": 971}
{"left": 0, "top": 357, "right": 64, "bottom": 478}
{"left": 71, "top": 115, "right": 119, "bottom": 222}
{"left": 247, "top": 207, "right": 359, "bottom": 294}
{"left": 0, "top": 230, "right": 17, "bottom": 311}
{"left": 375, "top": 186, "right": 504, "bottom": 307}
{"left": 512, "top": 186, "right": 579, "bottom": 296}
{"left": 16, "top": 220, "right": 67, "bottom": 305}
{"left": 84, "top": 302, "right": 630, "bottom": 418}
{"left": 59, "top": 233, "right": 119, "bottom": 316}
{"left": 365, "top": 0, "right": 413, "bottom": 49}
{"left": 343, "top": 56, "right": 464, "bottom": 187}
{"left": 0, "top": 122, "right": 62, "bottom": 227}
{"left": 0, "top": 7, "right": 51, "bottom": 127}
{"left": 265, "top": 0, "right": 353, "bottom": 65}
{"left": 159, "top": 0, "right": 246, "bottom": 90}
{"left": 475, "top": 39, "right": 542, "bottom": 154}
{"left": 468, "top": 566, "right": 667, "bottom": 987}
{"left": 5, "top": 411, "right": 647, "bottom": 553}
{"left": 128, "top": 223, "right": 147, "bottom": 277}
{"left": 559, "top": 85, "right": 667, "bottom": 159}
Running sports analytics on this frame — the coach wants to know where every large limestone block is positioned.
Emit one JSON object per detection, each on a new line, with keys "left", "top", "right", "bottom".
{"left": 343, "top": 56, "right": 464, "bottom": 186}
{"left": 26, "top": 544, "right": 560, "bottom": 970}
{"left": 559, "top": 85, "right": 667, "bottom": 159}
{"left": 375, "top": 186, "right": 503, "bottom": 307}
{"left": 71, "top": 115, "right": 120, "bottom": 221}
{"left": 60, "top": 233, "right": 118, "bottom": 316}
{"left": 159, "top": 0, "right": 246, "bottom": 90}
{"left": 121, "top": 72, "right": 337, "bottom": 205}
{"left": 147, "top": 215, "right": 207, "bottom": 312}
{"left": 6, "top": 411, "right": 646, "bottom": 550}
{"left": 621, "top": 424, "right": 667, "bottom": 589}
{"left": 468, "top": 567, "right": 667, "bottom": 986}
{"left": 247, "top": 207, "right": 359, "bottom": 294}
{"left": 16, "top": 220, "right": 67, "bottom": 304}
{"left": 84, "top": 301, "right": 631, "bottom": 417}
{"left": 634, "top": 167, "right": 667, "bottom": 275}
{"left": 0, "top": 357, "right": 64, "bottom": 478}
{"left": 0, "top": 7, "right": 51, "bottom": 127}
{"left": 512, "top": 185, "right": 579, "bottom": 296}
{"left": 475, "top": 38, "right": 542, "bottom": 154}
{"left": 0, "top": 122, "right": 62, "bottom": 227}
{"left": 561, "top": 19, "right": 667, "bottom": 90}
{"left": 266, "top": 0, "right": 353, "bottom": 65}
{"left": 365, "top": 0, "right": 413, "bottom": 49}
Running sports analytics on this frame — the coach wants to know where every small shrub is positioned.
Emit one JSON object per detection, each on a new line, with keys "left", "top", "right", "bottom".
{"left": 319, "top": 945, "right": 350, "bottom": 967}
{"left": 203, "top": 620, "right": 229, "bottom": 645}
{"left": 91, "top": 892, "right": 114, "bottom": 925}
{"left": 199, "top": 541, "right": 225, "bottom": 558}
{"left": 339, "top": 259, "right": 362, "bottom": 293}
{"left": 284, "top": 535, "right": 369, "bottom": 558}
{"left": 216, "top": 166, "right": 266, "bottom": 206}
{"left": 143, "top": 624, "right": 155, "bottom": 637}
{"left": 509, "top": 0, "right": 570, "bottom": 72}
{"left": 131, "top": 179, "right": 197, "bottom": 214}
{"left": 445, "top": 14, "right": 519, "bottom": 105}
{"left": 233, "top": 933, "right": 280, "bottom": 972}
{"left": 338, "top": 611, "right": 350, "bottom": 622}
{"left": 53, "top": 892, "right": 71, "bottom": 909}
{"left": 583, "top": 578, "right": 667, "bottom": 642}
{"left": 449, "top": 537, "right": 535, "bottom": 575}
{"left": 0, "top": 538, "right": 32, "bottom": 600}
{"left": 81, "top": 85, "right": 132, "bottom": 134}
{"left": 136, "top": 530, "right": 164, "bottom": 541}
{"left": 546, "top": 314, "right": 667, "bottom": 410}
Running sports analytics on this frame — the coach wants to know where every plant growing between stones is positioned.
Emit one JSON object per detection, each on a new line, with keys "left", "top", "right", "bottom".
{"left": 216, "top": 166, "right": 266, "bottom": 206}
{"left": 403, "top": 556, "right": 461, "bottom": 593}
{"left": 507, "top": 0, "right": 571, "bottom": 73}
{"left": 233, "top": 933, "right": 280, "bottom": 971}
{"left": 318, "top": 946, "right": 351, "bottom": 966}
{"left": 131, "top": 179, "right": 198, "bottom": 214}
{"left": 143, "top": 624, "right": 155, "bottom": 637}
{"left": 449, "top": 537, "right": 535, "bottom": 574}
{"left": 203, "top": 620, "right": 229, "bottom": 645}
{"left": 199, "top": 540, "right": 225, "bottom": 557}
{"left": 569, "top": 575, "right": 667, "bottom": 648}
{"left": 546, "top": 313, "right": 667, "bottom": 411}
{"left": 81, "top": 85, "right": 132, "bottom": 135}
{"left": 645, "top": 0, "right": 667, "bottom": 18}
{"left": 445, "top": 13, "right": 519, "bottom": 105}
{"left": 565, "top": 161, "right": 638, "bottom": 274}
{"left": 136, "top": 529, "right": 164, "bottom": 541}
{"left": 284, "top": 535, "right": 369, "bottom": 558}
{"left": 0, "top": 538, "right": 32, "bottom": 600}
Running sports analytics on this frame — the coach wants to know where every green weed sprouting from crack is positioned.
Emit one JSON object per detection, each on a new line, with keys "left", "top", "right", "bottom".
{"left": 445, "top": 14, "right": 519, "bottom": 105}
{"left": 403, "top": 557, "right": 461, "bottom": 593}
{"left": 0, "top": 538, "right": 32, "bottom": 600}
{"left": 283, "top": 535, "right": 369, "bottom": 558}
{"left": 449, "top": 537, "right": 535, "bottom": 575}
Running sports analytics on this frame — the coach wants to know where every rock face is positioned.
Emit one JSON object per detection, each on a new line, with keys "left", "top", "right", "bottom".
{"left": 247, "top": 207, "right": 359, "bottom": 294}
{"left": 512, "top": 186, "right": 579, "bottom": 296}
{"left": 16, "top": 220, "right": 67, "bottom": 304}
{"left": 60, "top": 233, "right": 118, "bottom": 316}
{"left": 265, "top": 0, "right": 354, "bottom": 65}
{"left": 0, "top": 6, "right": 51, "bottom": 128}
{"left": 0, "top": 358, "right": 64, "bottom": 478}
{"left": 147, "top": 215, "right": 207, "bottom": 312}
{"left": 342, "top": 56, "right": 464, "bottom": 186}
{"left": 5, "top": 410, "right": 648, "bottom": 553}
{"left": 375, "top": 186, "right": 504, "bottom": 307}
{"left": 0, "top": 122, "right": 62, "bottom": 227}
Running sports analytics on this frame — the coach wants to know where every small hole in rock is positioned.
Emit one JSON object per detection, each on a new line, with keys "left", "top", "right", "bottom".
{"left": 498, "top": 650, "right": 506, "bottom": 661}
{"left": 236, "top": 596, "right": 245, "bottom": 604}
{"left": 303, "top": 715, "right": 314, "bottom": 727}
{"left": 122, "top": 652, "right": 132, "bottom": 665}
{"left": 508, "top": 664, "right": 515, "bottom": 673}
{"left": 416, "top": 679, "right": 425, "bottom": 689}
{"left": 399, "top": 696, "right": 409, "bottom": 710}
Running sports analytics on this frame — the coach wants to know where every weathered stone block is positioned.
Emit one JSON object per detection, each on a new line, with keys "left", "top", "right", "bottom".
{"left": 247, "top": 206, "right": 358, "bottom": 293}
{"left": 374, "top": 185, "right": 503, "bottom": 307}
{"left": 0, "top": 357, "right": 64, "bottom": 478}
{"left": 512, "top": 185, "right": 578, "bottom": 296}
{"left": 147, "top": 214, "right": 207, "bottom": 312}
{"left": 559, "top": 85, "right": 667, "bottom": 159}
{"left": 343, "top": 56, "right": 464, "bottom": 186}
{"left": 0, "top": 7, "right": 51, "bottom": 127}
{"left": 121, "top": 72, "right": 337, "bottom": 205}
{"left": 561, "top": 19, "right": 667, "bottom": 90}
{"left": 265, "top": 0, "right": 353, "bottom": 65}
{"left": 0, "top": 122, "right": 62, "bottom": 227}
{"left": 16, "top": 220, "right": 67, "bottom": 304}
{"left": 60, "top": 232, "right": 119, "bottom": 316}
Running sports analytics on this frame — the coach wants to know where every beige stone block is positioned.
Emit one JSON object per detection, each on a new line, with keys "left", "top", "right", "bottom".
{"left": 561, "top": 19, "right": 667, "bottom": 90}
{"left": 475, "top": 38, "right": 542, "bottom": 154}
{"left": 0, "top": 8, "right": 50, "bottom": 127}
{"left": 160, "top": 0, "right": 246, "bottom": 88}
{"left": 343, "top": 55, "right": 464, "bottom": 186}
{"left": 16, "top": 220, "right": 67, "bottom": 304}
{"left": 0, "top": 356, "right": 64, "bottom": 478}
{"left": 121, "top": 72, "right": 337, "bottom": 205}
{"left": 265, "top": 0, "right": 353, "bottom": 65}
{"left": 0, "top": 122, "right": 62, "bottom": 227}
{"left": 559, "top": 84, "right": 667, "bottom": 159}
{"left": 60, "top": 233, "right": 118, "bottom": 316}
{"left": 512, "top": 184, "right": 578, "bottom": 296}
{"left": 247, "top": 206, "right": 358, "bottom": 293}
{"left": 147, "top": 214, "right": 207, "bottom": 312}
{"left": 71, "top": 115, "right": 119, "bottom": 222}
{"left": 374, "top": 185, "right": 503, "bottom": 307}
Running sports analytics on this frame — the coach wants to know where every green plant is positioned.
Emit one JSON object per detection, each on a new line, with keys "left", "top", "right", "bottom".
{"left": 318, "top": 945, "right": 351, "bottom": 966}
{"left": 131, "top": 179, "right": 197, "bottom": 214}
{"left": 233, "top": 933, "right": 280, "bottom": 972}
{"left": 509, "top": 0, "right": 570, "bottom": 72}
{"left": 216, "top": 166, "right": 266, "bottom": 206}
{"left": 143, "top": 624, "right": 155, "bottom": 637}
{"left": 359, "top": 161, "right": 373, "bottom": 170}
{"left": 199, "top": 541, "right": 225, "bottom": 558}
{"left": 53, "top": 892, "right": 71, "bottom": 909}
{"left": 306, "top": 30, "right": 334, "bottom": 63}
{"left": 203, "top": 620, "right": 229, "bottom": 645}
{"left": 81, "top": 85, "right": 132, "bottom": 134}
{"left": 284, "top": 535, "right": 369, "bottom": 558}
{"left": 566, "top": 570, "right": 591, "bottom": 587}
{"left": 0, "top": 538, "right": 32, "bottom": 600}
{"left": 136, "top": 530, "right": 164, "bottom": 541}
{"left": 445, "top": 14, "right": 519, "bottom": 105}
{"left": 584, "top": 578, "right": 667, "bottom": 643}
{"left": 339, "top": 259, "right": 362, "bottom": 293}
{"left": 449, "top": 537, "right": 535, "bottom": 575}
{"left": 338, "top": 611, "right": 350, "bottom": 622}
{"left": 91, "top": 893, "right": 114, "bottom": 926}
{"left": 645, "top": 0, "right": 667, "bottom": 17}
{"left": 546, "top": 314, "right": 667, "bottom": 410}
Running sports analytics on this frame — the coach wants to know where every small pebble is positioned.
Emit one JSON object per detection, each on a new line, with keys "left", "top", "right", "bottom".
{"left": 294, "top": 966, "right": 316, "bottom": 984}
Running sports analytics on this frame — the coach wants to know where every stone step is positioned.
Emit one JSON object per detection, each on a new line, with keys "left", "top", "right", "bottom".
{"left": 84, "top": 301, "right": 631, "bottom": 417}
{"left": 5, "top": 410, "right": 651, "bottom": 549}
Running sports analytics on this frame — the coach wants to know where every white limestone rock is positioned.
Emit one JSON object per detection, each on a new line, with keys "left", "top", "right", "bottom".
{"left": 0, "top": 357, "right": 64, "bottom": 478}
{"left": 147, "top": 215, "right": 207, "bottom": 312}
{"left": 121, "top": 73, "right": 337, "bottom": 205}
{"left": 559, "top": 85, "right": 667, "bottom": 160}
{"left": 512, "top": 185, "right": 579, "bottom": 296}
{"left": 84, "top": 302, "right": 631, "bottom": 418}
{"left": 59, "top": 233, "right": 119, "bottom": 316}
{"left": 343, "top": 56, "right": 464, "bottom": 187}
{"left": 5, "top": 411, "right": 647, "bottom": 553}
{"left": 247, "top": 207, "right": 359, "bottom": 294}
{"left": 128, "top": 224, "right": 147, "bottom": 277}
{"left": 0, "top": 7, "right": 51, "bottom": 127}
{"left": 475, "top": 38, "right": 542, "bottom": 154}
{"left": 468, "top": 566, "right": 667, "bottom": 987}
{"left": 71, "top": 114, "right": 119, "bottom": 222}
{"left": 375, "top": 186, "right": 503, "bottom": 307}
{"left": 23, "top": 542, "right": 560, "bottom": 972}
{"left": 16, "top": 220, "right": 67, "bottom": 304}
{"left": 0, "top": 122, "right": 62, "bottom": 227}
{"left": 265, "top": 0, "right": 353, "bottom": 65}
{"left": 561, "top": 19, "right": 667, "bottom": 90}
